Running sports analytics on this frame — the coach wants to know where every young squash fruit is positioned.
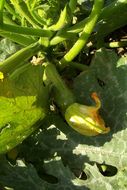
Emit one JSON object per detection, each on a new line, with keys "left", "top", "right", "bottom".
{"left": 65, "top": 92, "right": 110, "bottom": 136}
{"left": 0, "top": 64, "right": 48, "bottom": 154}
{"left": 43, "top": 62, "right": 110, "bottom": 136}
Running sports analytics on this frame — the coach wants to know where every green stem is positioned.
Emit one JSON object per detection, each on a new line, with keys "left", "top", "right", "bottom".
{"left": 29, "top": 10, "right": 46, "bottom": 26}
{"left": 26, "top": 2, "right": 46, "bottom": 26}
{"left": 52, "top": 0, "right": 121, "bottom": 46}
{"left": 1, "top": 14, "right": 37, "bottom": 46}
{"left": 50, "top": 0, "right": 127, "bottom": 46}
{"left": 0, "top": 0, "right": 5, "bottom": 24}
{"left": 44, "top": 62, "right": 75, "bottom": 112}
{"left": 0, "top": 42, "right": 41, "bottom": 74}
{"left": 50, "top": 30, "right": 78, "bottom": 46}
{"left": 31, "top": 0, "right": 36, "bottom": 10}
{"left": 69, "top": 62, "right": 89, "bottom": 71}
{"left": 48, "top": 4, "right": 69, "bottom": 31}
{"left": 0, "top": 30, "right": 36, "bottom": 46}
{"left": 60, "top": 0, "right": 104, "bottom": 68}
{"left": 104, "top": 40, "right": 127, "bottom": 48}
{"left": 69, "top": 0, "right": 77, "bottom": 13}
{"left": 67, "top": 18, "right": 89, "bottom": 34}
{"left": 49, "top": 17, "right": 89, "bottom": 46}
{"left": 0, "top": 23, "right": 53, "bottom": 37}
{"left": 4, "top": 1, "right": 20, "bottom": 20}
{"left": 10, "top": 0, "right": 41, "bottom": 28}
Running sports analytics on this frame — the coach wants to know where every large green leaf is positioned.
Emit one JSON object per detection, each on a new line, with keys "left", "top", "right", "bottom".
{"left": 0, "top": 156, "right": 46, "bottom": 190}
{"left": 0, "top": 64, "right": 48, "bottom": 154}
{"left": 0, "top": 155, "right": 89, "bottom": 190}
{"left": 72, "top": 48, "right": 127, "bottom": 189}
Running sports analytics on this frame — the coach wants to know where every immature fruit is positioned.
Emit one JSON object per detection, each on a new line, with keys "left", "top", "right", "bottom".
{"left": 65, "top": 92, "right": 110, "bottom": 136}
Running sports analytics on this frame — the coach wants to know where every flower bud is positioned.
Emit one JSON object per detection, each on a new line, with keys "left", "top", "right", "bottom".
{"left": 65, "top": 92, "right": 110, "bottom": 136}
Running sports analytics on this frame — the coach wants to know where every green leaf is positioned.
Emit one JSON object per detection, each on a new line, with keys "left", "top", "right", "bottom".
{"left": 0, "top": 64, "right": 48, "bottom": 154}
{"left": 0, "top": 155, "right": 88, "bottom": 190}
{"left": 74, "top": 48, "right": 127, "bottom": 137}
{"left": 72, "top": 48, "right": 127, "bottom": 189}
{"left": 43, "top": 156, "right": 89, "bottom": 190}
{"left": 96, "top": 0, "right": 127, "bottom": 40}
{"left": 0, "top": 156, "right": 46, "bottom": 190}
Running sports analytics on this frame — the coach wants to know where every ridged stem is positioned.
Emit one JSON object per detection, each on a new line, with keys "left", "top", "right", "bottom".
{"left": 69, "top": 0, "right": 77, "bottom": 13}
{"left": 0, "top": 31, "right": 36, "bottom": 46}
{"left": 60, "top": 0, "right": 104, "bottom": 68}
{"left": 43, "top": 62, "right": 75, "bottom": 112}
{"left": 0, "top": 23, "right": 53, "bottom": 37}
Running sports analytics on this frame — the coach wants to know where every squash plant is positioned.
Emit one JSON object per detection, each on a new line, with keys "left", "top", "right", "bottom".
{"left": 0, "top": 0, "right": 113, "bottom": 153}
{"left": 0, "top": 0, "right": 127, "bottom": 152}
{"left": 0, "top": 0, "right": 127, "bottom": 189}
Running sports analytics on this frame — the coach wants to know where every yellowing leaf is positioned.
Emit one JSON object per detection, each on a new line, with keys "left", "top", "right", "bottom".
{"left": 0, "top": 64, "right": 48, "bottom": 154}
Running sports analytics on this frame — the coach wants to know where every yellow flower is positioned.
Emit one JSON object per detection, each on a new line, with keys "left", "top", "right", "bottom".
{"left": 65, "top": 92, "right": 110, "bottom": 136}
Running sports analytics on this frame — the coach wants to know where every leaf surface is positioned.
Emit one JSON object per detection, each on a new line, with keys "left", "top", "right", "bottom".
{"left": 26, "top": 48, "right": 127, "bottom": 190}
{"left": 0, "top": 64, "right": 48, "bottom": 153}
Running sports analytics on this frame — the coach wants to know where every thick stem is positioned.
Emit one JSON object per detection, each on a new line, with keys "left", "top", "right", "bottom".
{"left": 60, "top": 0, "right": 104, "bottom": 68}
{"left": 50, "top": 30, "right": 77, "bottom": 46}
{"left": 50, "top": 0, "right": 127, "bottom": 47}
{"left": 0, "top": 31, "right": 36, "bottom": 46}
{"left": 49, "top": 18, "right": 89, "bottom": 46}
{"left": 43, "top": 62, "right": 75, "bottom": 112}
{"left": 50, "top": 0, "right": 127, "bottom": 46}
{"left": 0, "top": 23, "right": 53, "bottom": 37}
{"left": 1, "top": 14, "right": 37, "bottom": 45}
{"left": 69, "top": 62, "right": 89, "bottom": 71}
